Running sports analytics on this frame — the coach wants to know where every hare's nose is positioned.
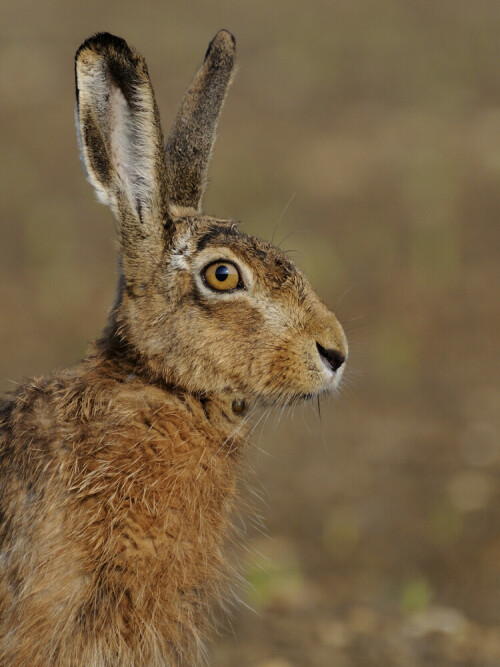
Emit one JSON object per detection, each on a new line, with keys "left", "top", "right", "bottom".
{"left": 316, "top": 342, "right": 346, "bottom": 373}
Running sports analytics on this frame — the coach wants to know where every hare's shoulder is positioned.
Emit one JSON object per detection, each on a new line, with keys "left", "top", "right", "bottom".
{"left": 0, "top": 370, "right": 246, "bottom": 463}
{"left": 0, "top": 378, "right": 241, "bottom": 665}
{"left": 0, "top": 373, "right": 244, "bottom": 579}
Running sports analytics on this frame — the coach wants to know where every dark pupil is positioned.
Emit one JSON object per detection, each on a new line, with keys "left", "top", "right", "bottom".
{"left": 215, "top": 265, "right": 229, "bottom": 282}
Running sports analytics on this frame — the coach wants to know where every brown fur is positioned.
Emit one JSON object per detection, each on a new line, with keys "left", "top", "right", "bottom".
{"left": 0, "top": 31, "right": 348, "bottom": 665}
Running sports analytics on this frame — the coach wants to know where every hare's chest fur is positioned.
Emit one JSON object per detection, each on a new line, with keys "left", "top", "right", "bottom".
{"left": 0, "top": 375, "right": 247, "bottom": 665}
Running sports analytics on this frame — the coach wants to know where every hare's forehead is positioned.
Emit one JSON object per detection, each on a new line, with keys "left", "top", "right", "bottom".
{"left": 169, "top": 224, "right": 245, "bottom": 262}
{"left": 168, "top": 222, "right": 299, "bottom": 285}
{"left": 170, "top": 221, "right": 234, "bottom": 253}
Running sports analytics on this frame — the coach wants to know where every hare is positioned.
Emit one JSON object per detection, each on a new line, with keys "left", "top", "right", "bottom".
{"left": 0, "top": 30, "right": 347, "bottom": 666}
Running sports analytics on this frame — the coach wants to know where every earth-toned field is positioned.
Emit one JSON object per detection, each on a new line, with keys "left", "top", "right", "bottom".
{"left": 1, "top": 2, "right": 499, "bottom": 665}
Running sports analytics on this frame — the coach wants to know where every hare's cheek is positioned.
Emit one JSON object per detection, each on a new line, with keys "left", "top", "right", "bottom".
{"left": 240, "top": 334, "right": 298, "bottom": 396}
{"left": 207, "top": 301, "right": 264, "bottom": 342}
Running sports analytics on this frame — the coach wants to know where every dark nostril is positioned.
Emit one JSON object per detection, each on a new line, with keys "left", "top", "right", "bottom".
{"left": 316, "top": 342, "right": 346, "bottom": 373}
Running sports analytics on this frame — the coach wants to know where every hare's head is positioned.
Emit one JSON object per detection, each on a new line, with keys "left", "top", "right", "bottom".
{"left": 75, "top": 31, "right": 347, "bottom": 407}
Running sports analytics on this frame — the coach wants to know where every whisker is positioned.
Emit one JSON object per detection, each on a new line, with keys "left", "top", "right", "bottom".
{"left": 271, "top": 192, "right": 296, "bottom": 244}
{"left": 335, "top": 283, "right": 357, "bottom": 308}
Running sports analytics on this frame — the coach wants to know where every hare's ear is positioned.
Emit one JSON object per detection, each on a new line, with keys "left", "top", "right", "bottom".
{"left": 75, "top": 33, "right": 168, "bottom": 289}
{"left": 165, "top": 30, "right": 236, "bottom": 214}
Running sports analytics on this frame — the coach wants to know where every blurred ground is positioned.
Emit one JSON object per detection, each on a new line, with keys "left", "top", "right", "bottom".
{"left": 1, "top": 1, "right": 500, "bottom": 665}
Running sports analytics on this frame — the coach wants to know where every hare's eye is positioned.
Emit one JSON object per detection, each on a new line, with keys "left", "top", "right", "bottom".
{"left": 203, "top": 261, "right": 241, "bottom": 291}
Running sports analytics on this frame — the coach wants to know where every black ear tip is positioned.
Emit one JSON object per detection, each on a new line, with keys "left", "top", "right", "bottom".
{"left": 204, "top": 29, "right": 236, "bottom": 63}
{"left": 75, "top": 32, "right": 132, "bottom": 62}
{"left": 217, "top": 29, "right": 236, "bottom": 47}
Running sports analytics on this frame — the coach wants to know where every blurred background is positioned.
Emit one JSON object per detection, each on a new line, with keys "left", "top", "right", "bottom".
{"left": 1, "top": 1, "right": 499, "bottom": 665}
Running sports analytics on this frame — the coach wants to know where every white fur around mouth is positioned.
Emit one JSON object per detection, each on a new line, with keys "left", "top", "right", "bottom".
{"left": 319, "top": 354, "right": 345, "bottom": 390}
{"left": 319, "top": 353, "right": 335, "bottom": 376}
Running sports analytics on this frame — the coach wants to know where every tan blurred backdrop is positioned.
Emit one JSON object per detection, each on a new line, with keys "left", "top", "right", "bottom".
{"left": 1, "top": 1, "right": 500, "bottom": 665}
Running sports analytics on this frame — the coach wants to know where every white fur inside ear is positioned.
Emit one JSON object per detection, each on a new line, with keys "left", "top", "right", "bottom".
{"left": 76, "top": 49, "right": 164, "bottom": 225}
{"left": 76, "top": 64, "right": 114, "bottom": 207}
{"left": 109, "top": 83, "right": 142, "bottom": 209}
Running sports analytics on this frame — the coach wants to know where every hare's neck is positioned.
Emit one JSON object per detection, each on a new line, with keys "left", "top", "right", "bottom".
{"left": 82, "top": 336, "right": 250, "bottom": 448}
{"left": 88, "top": 309, "right": 251, "bottom": 433}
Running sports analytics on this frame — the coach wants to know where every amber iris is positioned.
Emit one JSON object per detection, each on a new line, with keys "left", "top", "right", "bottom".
{"left": 204, "top": 261, "right": 240, "bottom": 290}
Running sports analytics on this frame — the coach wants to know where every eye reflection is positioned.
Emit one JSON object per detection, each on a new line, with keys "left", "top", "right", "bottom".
{"left": 215, "top": 265, "right": 230, "bottom": 282}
